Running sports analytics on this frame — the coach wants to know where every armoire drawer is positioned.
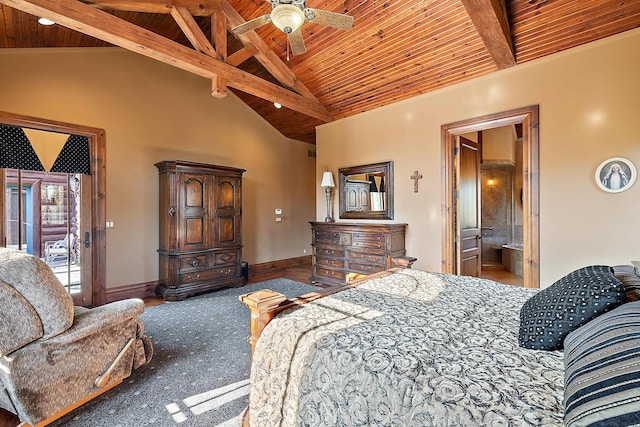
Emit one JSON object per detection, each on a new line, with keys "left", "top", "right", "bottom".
{"left": 178, "top": 254, "right": 208, "bottom": 270}
{"left": 214, "top": 250, "right": 238, "bottom": 265}
{"left": 180, "top": 267, "right": 237, "bottom": 284}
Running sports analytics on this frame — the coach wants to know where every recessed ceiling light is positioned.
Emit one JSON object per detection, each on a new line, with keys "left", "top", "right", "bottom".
{"left": 38, "top": 17, "right": 55, "bottom": 26}
{"left": 273, "top": 102, "right": 282, "bottom": 109}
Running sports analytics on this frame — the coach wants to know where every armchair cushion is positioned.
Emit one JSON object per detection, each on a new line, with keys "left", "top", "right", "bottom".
{"left": 0, "top": 248, "right": 73, "bottom": 340}
{"left": 0, "top": 280, "right": 43, "bottom": 356}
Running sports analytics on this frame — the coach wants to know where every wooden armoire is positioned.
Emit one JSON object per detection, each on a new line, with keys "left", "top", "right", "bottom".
{"left": 155, "top": 160, "right": 245, "bottom": 301}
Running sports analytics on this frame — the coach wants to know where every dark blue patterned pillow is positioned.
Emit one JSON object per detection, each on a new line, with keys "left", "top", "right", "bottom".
{"left": 519, "top": 265, "right": 625, "bottom": 350}
{"left": 564, "top": 301, "right": 640, "bottom": 427}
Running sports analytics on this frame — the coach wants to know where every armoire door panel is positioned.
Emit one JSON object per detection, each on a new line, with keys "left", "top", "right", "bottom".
{"left": 184, "top": 176, "right": 205, "bottom": 208}
{"left": 217, "top": 216, "right": 236, "bottom": 243}
{"left": 185, "top": 218, "right": 205, "bottom": 245}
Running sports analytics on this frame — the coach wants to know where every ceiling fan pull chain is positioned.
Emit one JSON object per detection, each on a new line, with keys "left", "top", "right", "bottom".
{"left": 287, "top": 36, "right": 290, "bottom": 61}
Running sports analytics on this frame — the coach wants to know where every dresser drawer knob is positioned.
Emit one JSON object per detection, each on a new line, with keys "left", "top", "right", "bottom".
{"left": 221, "top": 268, "right": 232, "bottom": 275}
{"left": 191, "top": 260, "right": 199, "bottom": 267}
{"left": 187, "top": 274, "right": 200, "bottom": 280}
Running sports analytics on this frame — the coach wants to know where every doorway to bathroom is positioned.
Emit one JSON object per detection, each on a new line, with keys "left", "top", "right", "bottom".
{"left": 441, "top": 105, "right": 539, "bottom": 288}
{"left": 474, "top": 126, "right": 524, "bottom": 286}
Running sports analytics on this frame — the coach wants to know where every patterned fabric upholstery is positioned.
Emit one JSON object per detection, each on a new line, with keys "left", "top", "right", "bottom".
{"left": 613, "top": 264, "right": 640, "bottom": 302}
{"left": 0, "top": 248, "right": 74, "bottom": 342}
{"left": 519, "top": 265, "right": 626, "bottom": 350}
{"left": 564, "top": 300, "right": 640, "bottom": 427}
{"left": 0, "top": 247, "right": 153, "bottom": 425}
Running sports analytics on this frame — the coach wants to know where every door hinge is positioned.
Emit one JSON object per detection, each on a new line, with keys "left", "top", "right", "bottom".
{"left": 454, "top": 147, "right": 459, "bottom": 155}
{"left": 454, "top": 189, "right": 459, "bottom": 198}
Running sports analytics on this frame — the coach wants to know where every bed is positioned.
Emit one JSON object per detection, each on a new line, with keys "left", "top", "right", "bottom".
{"left": 240, "top": 264, "right": 640, "bottom": 427}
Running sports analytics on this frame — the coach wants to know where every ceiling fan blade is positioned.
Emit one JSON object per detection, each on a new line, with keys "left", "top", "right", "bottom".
{"left": 305, "top": 8, "right": 354, "bottom": 31}
{"left": 288, "top": 28, "right": 306, "bottom": 56}
{"left": 231, "top": 15, "right": 271, "bottom": 34}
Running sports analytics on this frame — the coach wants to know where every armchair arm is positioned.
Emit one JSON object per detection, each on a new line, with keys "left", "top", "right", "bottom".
{"left": 44, "top": 299, "right": 145, "bottom": 347}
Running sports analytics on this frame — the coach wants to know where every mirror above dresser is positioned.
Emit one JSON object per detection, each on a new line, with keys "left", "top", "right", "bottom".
{"left": 338, "top": 161, "right": 393, "bottom": 220}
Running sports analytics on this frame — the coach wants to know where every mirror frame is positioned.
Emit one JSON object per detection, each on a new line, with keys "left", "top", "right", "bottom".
{"left": 338, "top": 160, "right": 394, "bottom": 220}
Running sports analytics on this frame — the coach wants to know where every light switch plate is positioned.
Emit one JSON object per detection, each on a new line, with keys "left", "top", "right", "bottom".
{"left": 275, "top": 208, "right": 282, "bottom": 215}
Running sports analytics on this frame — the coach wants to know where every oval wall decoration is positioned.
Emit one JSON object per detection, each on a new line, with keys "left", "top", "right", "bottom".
{"left": 595, "top": 157, "right": 637, "bottom": 193}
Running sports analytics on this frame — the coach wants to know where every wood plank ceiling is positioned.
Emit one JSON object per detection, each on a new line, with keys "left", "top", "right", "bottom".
{"left": 1, "top": 0, "right": 639, "bottom": 144}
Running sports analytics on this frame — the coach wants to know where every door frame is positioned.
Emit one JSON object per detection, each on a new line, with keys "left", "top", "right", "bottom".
{"left": 441, "top": 105, "right": 540, "bottom": 288}
{"left": 0, "top": 110, "right": 107, "bottom": 305}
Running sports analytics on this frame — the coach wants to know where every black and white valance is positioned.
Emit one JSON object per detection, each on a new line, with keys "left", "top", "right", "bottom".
{"left": 0, "top": 125, "right": 91, "bottom": 175}
{"left": 50, "top": 135, "right": 91, "bottom": 175}
{"left": 0, "top": 125, "right": 45, "bottom": 172}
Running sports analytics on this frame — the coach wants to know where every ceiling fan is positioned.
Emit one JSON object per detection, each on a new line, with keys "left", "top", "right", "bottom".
{"left": 231, "top": 0, "right": 354, "bottom": 56}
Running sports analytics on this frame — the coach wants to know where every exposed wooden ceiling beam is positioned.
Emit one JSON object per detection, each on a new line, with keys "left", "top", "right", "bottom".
{"left": 211, "top": 9, "right": 227, "bottom": 98}
{"left": 81, "top": 0, "right": 316, "bottom": 99}
{"left": 169, "top": 6, "right": 225, "bottom": 97}
{"left": 460, "top": 0, "right": 516, "bottom": 69}
{"left": 227, "top": 44, "right": 258, "bottom": 67}
{"left": 220, "top": 1, "right": 316, "bottom": 100}
{"left": 1, "top": 0, "right": 333, "bottom": 122}
{"left": 79, "top": 0, "right": 326, "bottom": 112}
{"left": 170, "top": 6, "right": 216, "bottom": 56}
{"left": 79, "top": 0, "right": 221, "bottom": 16}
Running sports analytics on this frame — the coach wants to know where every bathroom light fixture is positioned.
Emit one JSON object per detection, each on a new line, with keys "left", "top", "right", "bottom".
{"left": 37, "top": 17, "right": 55, "bottom": 25}
{"left": 270, "top": 4, "right": 305, "bottom": 34}
{"left": 273, "top": 102, "right": 282, "bottom": 109}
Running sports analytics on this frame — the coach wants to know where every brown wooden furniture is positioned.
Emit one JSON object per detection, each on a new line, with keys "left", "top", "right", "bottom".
{"left": 156, "top": 160, "right": 245, "bottom": 301}
{"left": 310, "top": 221, "right": 407, "bottom": 286}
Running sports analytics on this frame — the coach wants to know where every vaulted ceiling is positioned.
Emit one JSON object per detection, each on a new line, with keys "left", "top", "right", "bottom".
{"left": 1, "top": 0, "right": 639, "bottom": 144}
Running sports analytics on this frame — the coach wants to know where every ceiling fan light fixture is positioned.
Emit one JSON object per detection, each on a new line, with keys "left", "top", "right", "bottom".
{"left": 37, "top": 17, "right": 55, "bottom": 26}
{"left": 270, "top": 4, "right": 305, "bottom": 34}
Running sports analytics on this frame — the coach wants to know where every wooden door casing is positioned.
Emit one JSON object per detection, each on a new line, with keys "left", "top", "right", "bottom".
{"left": 0, "top": 111, "right": 106, "bottom": 306}
{"left": 441, "top": 105, "right": 540, "bottom": 288}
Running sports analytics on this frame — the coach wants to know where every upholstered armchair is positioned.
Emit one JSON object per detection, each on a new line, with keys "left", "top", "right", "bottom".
{"left": 0, "top": 247, "right": 153, "bottom": 426}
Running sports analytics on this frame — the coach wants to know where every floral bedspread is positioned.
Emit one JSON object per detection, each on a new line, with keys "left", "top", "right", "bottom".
{"left": 249, "top": 269, "right": 565, "bottom": 426}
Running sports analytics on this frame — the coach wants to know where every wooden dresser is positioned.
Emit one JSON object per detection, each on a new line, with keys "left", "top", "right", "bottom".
{"left": 310, "top": 222, "right": 407, "bottom": 286}
{"left": 156, "top": 160, "right": 245, "bottom": 301}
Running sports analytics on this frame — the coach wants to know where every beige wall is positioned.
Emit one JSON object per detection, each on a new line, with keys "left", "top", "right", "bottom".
{"left": 317, "top": 29, "right": 640, "bottom": 288}
{"left": 0, "top": 48, "right": 316, "bottom": 288}
{"left": 482, "top": 126, "right": 516, "bottom": 164}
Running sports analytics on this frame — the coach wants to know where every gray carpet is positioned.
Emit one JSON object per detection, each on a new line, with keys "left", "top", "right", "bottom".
{"left": 51, "top": 278, "right": 319, "bottom": 427}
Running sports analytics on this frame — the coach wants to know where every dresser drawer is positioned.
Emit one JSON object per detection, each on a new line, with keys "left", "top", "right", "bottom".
{"left": 316, "top": 256, "right": 345, "bottom": 269}
{"left": 315, "top": 246, "right": 345, "bottom": 258}
{"left": 314, "top": 231, "right": 340, "bottom": 245}
{"left": 349, "top": 263, "right": 385, "bottom": 275}
{"left": 352, "top": 239, "right": 385, "bottom": 250}
{"left": 180, "top": 267, "right": 237, "bottom": 284}
{"left": 315, "top": 267, "right": 345, "bottom": 281}
{"left": 179, "top": 254, "right": 208, "bottom": 270}
{"left": 352, "top": 232, "right": 386, "bottom": 242}
{"left": 214, "top": 250, "right": 238, "bottom": 265}
{"left": 347, "top": 251, "right": 385, "bottom": 265}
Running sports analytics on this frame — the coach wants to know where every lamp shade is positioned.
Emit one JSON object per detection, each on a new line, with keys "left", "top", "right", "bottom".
{"left": 270, "top": 4, "right": 305, "bottom": 34}
{"left": 321, "top": 171, "right": 335, "bottom": 188}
